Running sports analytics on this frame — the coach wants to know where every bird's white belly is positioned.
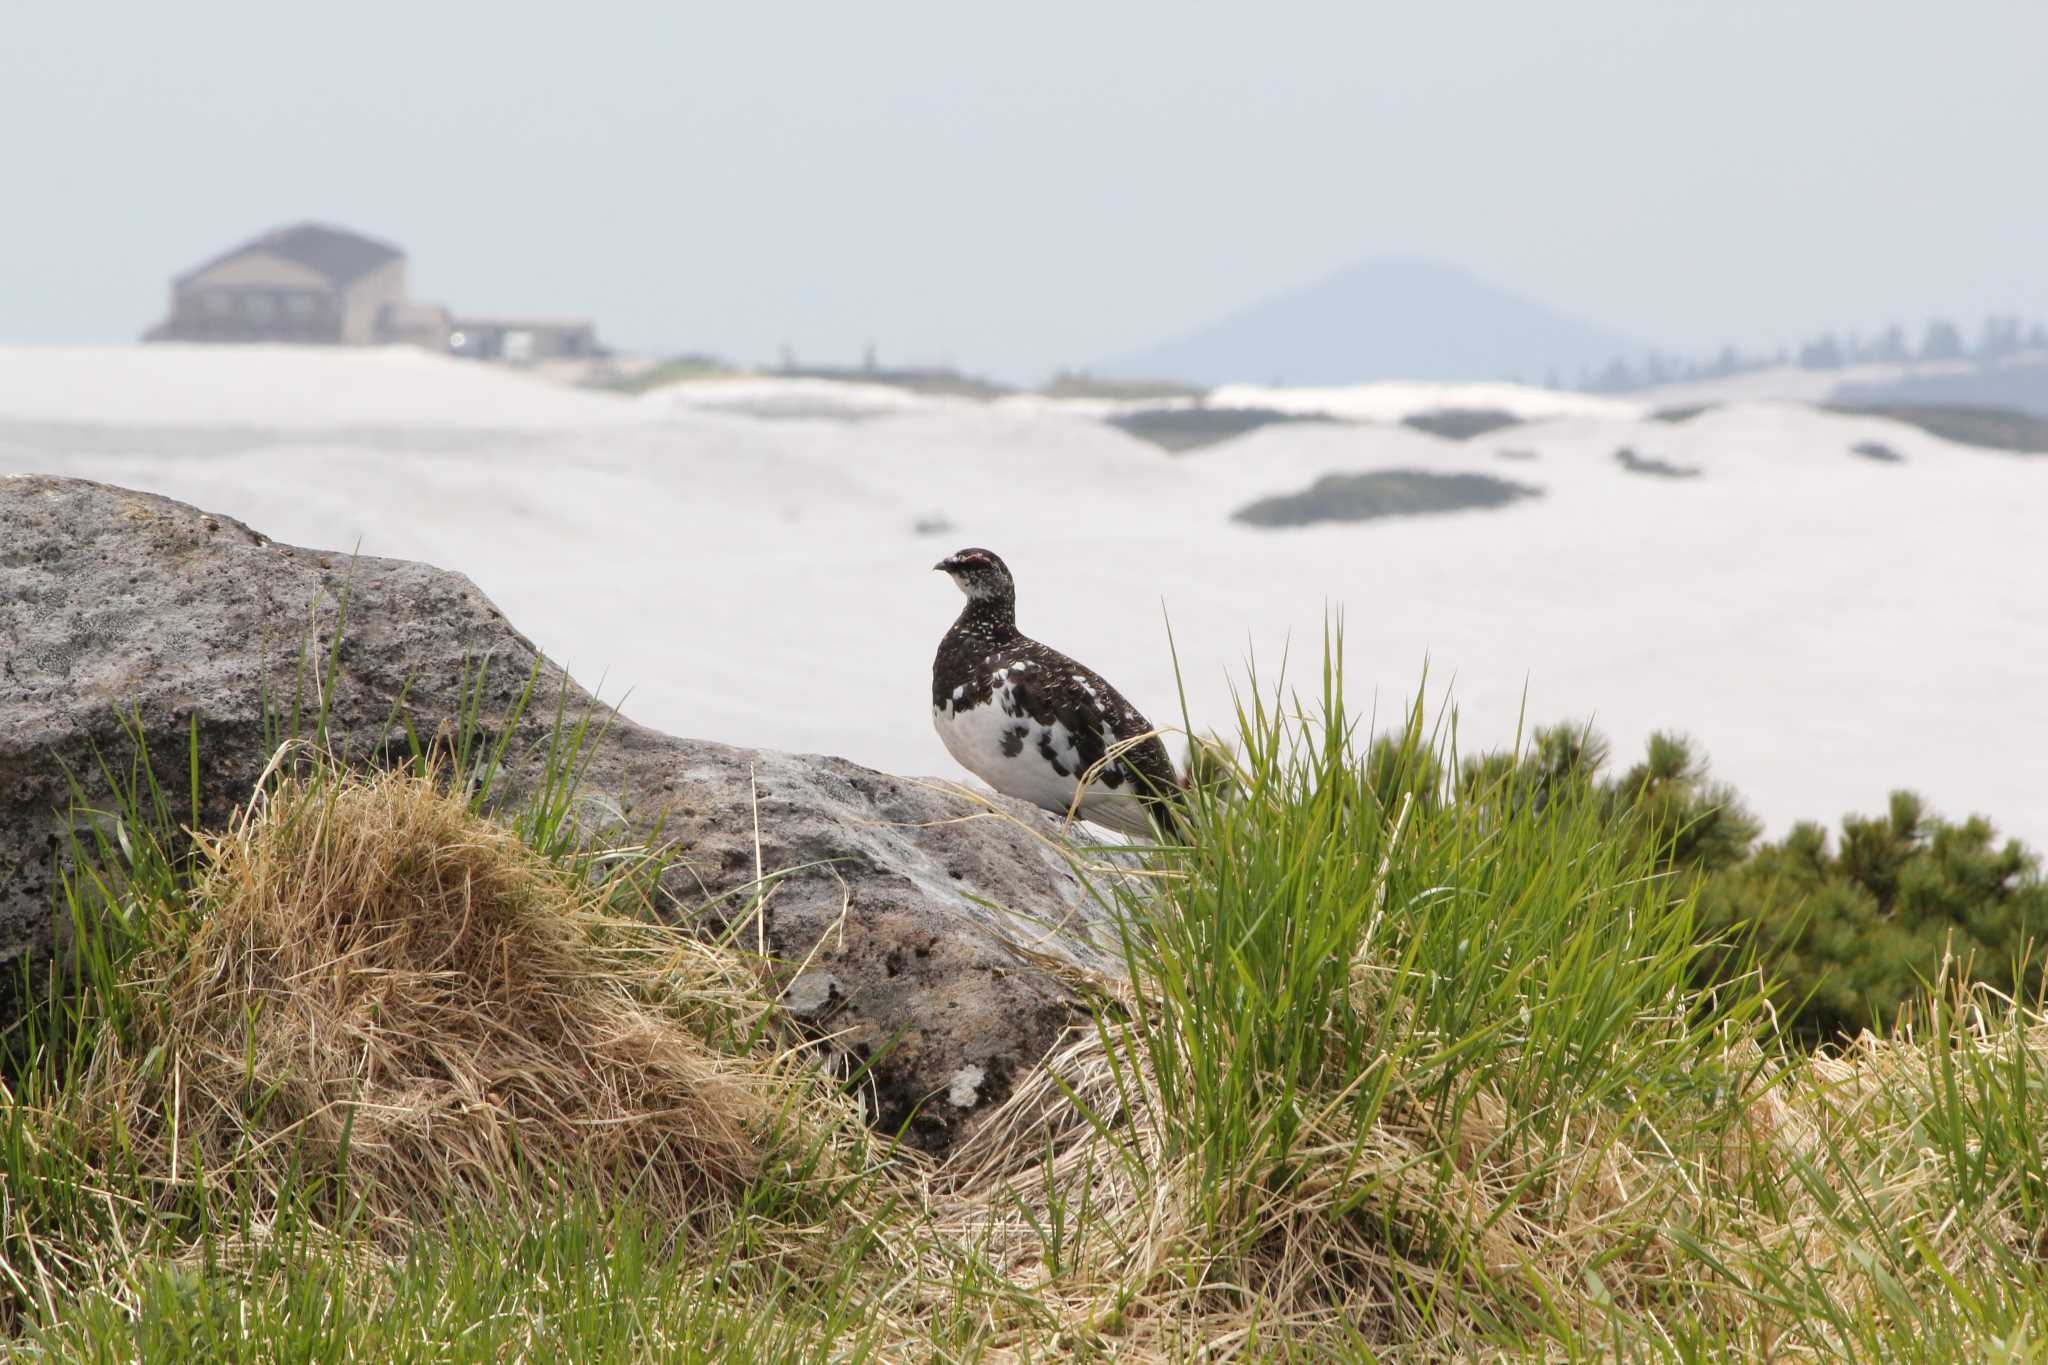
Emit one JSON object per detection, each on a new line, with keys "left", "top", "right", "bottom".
{"left": 933, "top": 695, "right": 1145, "bottom": 833}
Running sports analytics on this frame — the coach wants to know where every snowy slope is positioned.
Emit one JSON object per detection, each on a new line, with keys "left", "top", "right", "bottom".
{"left": 1205, "top": 381, "right": 1643, "bottom": 423}
{"left": 0, "top": 344, "right": 634, "bottom": 428}
{"left": 4, "top": 346, "right": 2043, "bottom": 848}
{"left": 642, "top": 375, "right": 973, "bottom": 421}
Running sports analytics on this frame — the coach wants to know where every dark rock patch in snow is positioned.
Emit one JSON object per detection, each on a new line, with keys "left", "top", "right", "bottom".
{"left": 1828, "top": 404, "right": 2048, "bottom": 454}
{"left": 1400, "top": 408, "right": 1523, "bottom": 441}
{"left": 1110, "top": 406, "right": 1334, "bottom": 452}
{"left": 1233, "top": 468, "right": 1541, "bottom": 528}
{"left": 1615, "top": 447, "right": 1702, "bottom": 479}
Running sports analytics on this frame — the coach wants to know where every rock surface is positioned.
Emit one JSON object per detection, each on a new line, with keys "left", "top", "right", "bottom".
{"left": 0, "top": 475, "right": 1126, "bottom": 1152}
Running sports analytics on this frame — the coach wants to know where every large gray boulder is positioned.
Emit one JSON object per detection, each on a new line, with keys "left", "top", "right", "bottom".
{"left": 0, "top": 475, "right": 1125, "bottom": 1152}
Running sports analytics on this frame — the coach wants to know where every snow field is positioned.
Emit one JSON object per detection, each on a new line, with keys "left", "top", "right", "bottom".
{"left": 4, "top": 346, "right": 2041, "bottom": 846}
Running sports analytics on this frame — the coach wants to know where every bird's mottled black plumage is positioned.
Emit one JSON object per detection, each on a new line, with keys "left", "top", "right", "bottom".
{"left": 931, "top": 548, "right": 1181, "bottom": 840}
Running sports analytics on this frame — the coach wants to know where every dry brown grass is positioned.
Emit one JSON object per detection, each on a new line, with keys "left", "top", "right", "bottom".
{"left": 926, "top": 1014, "right": 2048, "bottom": 1361}
{"left": 62, "top": 764, "right": 852, "bottom": 1241}
{"left": 927, "top": 1029, "right": 1678, "bottom": 1358}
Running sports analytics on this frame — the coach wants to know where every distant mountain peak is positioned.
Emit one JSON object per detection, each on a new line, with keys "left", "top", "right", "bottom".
{"left": 1102, "top": 257, "right": 1646, "bottom": 388}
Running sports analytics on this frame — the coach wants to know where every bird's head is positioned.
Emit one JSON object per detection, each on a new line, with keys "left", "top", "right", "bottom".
{"left": 934, "top": 546, "right": 1015, "bottom": 602}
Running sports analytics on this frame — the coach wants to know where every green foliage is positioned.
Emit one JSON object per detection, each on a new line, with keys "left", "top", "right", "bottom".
{"left": 1696, "top": 792, "right": 2048, "bottom": 1041}
{"left": 1107, "top": 640, "right": 1755, "bottom": 1340}
{"left": 30, "top": 1200, "right": 883, "bottom": 1364}
{"left": 1457, "top": 722, "right": 1761, "bottom": 880}
{"left": 1455, "top": 719, "right": 2048, "bottom": 1046}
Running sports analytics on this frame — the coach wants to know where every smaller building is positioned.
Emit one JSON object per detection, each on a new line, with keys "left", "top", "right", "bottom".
{"left": 447, "top": 319, "right": 599, "bottom": 362}
{"left": 376, "top": 300, "right": 453, "bottom": 351}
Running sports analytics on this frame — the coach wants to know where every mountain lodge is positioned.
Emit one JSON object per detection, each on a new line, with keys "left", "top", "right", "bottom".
{"left": 143, "top": 223, "right": 599, "bottom": 361}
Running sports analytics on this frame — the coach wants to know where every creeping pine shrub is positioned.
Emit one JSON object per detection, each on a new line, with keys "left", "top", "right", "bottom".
{"left": 1454, "top": 723, "right": 1761, "bottom": 879}
{"left": 1696, "top": 792, "right": 2048, "bottom": 1041}
{"left": 1448, "top": 722, "right": 2048, "bottom": 1046}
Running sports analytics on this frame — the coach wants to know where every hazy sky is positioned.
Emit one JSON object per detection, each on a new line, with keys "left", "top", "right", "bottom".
{"left": 6, "top": 2, "right": 2045, "bottom": 381}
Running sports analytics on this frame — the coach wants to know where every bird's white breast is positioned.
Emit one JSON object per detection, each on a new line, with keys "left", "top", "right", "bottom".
{"left": 933, "top": 668, "right": 1148, "bottom": 834}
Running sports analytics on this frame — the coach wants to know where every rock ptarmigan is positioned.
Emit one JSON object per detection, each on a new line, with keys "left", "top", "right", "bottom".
{"left": 931, "top": 548, "right": 1182, "bottom": 840}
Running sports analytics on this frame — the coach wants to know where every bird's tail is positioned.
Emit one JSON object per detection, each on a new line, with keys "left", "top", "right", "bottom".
{"left": 1146, "top": 790, "right": 1186, "bottom": 845}
{"left": 1138, "top": 770, "right": 1188, "bottom": 846}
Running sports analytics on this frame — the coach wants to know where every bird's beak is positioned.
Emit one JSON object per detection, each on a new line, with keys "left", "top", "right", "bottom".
{"left": 932, "top": 560, "right": 949, "bottom": 572}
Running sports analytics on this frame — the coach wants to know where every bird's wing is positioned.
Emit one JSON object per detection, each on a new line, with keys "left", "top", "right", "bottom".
{"left": 1003, "top": 642, "right": 1179, "bottom": 802}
